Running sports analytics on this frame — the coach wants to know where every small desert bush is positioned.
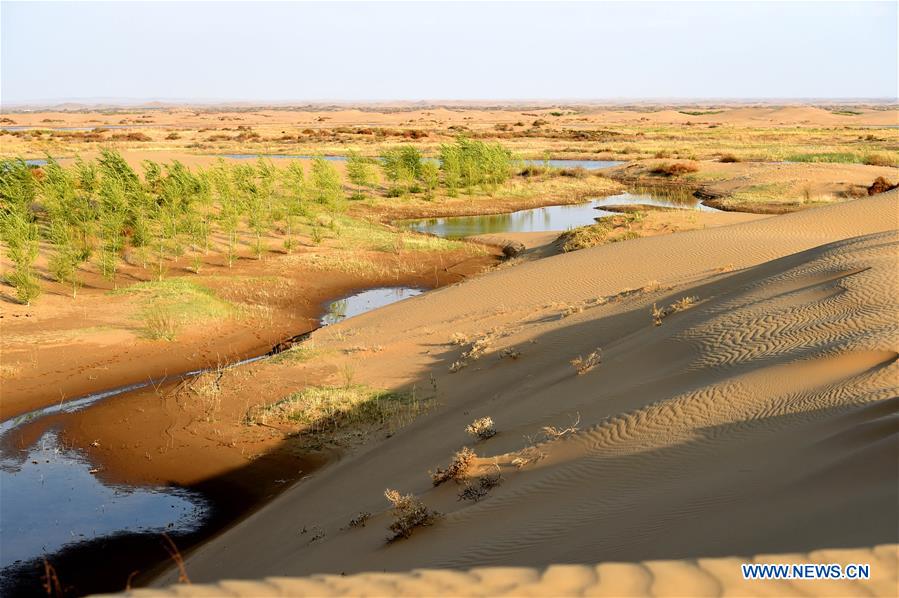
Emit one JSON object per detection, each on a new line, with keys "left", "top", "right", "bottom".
{"left": 347, "top": 512, "right": 371, "bottom": 528}
{"left": 651, "top": 162, "right": 699, "bottom": 176}
{"left": 458, "top": 467, "right": 502, "bottom": 502}
{"left": 868, "top": 176, "right": 898, "bottom": 196}
{"left": 652, "top": 295, "right": 698, "bottom": 325}
{"left": 719, "top": 153, "right": 740, "bottom": 163}
{"left": 466, "top": 417, "right": 497, "bottom": 440}
{"left": 499, "top": 347, "right": 521, "bottom": 360}
{"left": 384, "top": 489, "right": 439, "bottom": 541}
{"left": 431, "top": 446, "right": 476, "bottom": 486}
{"left": 570, "top": 349, "right": 601, "bottom": 375}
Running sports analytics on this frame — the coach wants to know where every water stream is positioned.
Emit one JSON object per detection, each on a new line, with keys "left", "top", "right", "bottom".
{"left": 0, "top": 285, "right": 422, "bottom": 592}
{"left": 404, "top": 189, "right": 717, "bottom": 238}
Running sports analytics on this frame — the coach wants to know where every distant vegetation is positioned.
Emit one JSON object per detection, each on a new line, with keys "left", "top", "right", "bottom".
{"left": 0, "top": 138, "right": 520, "bottom": 305}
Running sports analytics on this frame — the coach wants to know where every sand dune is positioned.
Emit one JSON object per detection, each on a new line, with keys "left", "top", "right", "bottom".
{"left": 140, "top": 192, "right": 898, "bottom": 595}
{"left": 119, "top": 544, "right": 898, "bottom": 596}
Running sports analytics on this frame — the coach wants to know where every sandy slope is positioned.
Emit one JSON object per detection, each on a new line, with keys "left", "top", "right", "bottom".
{"left": 142, "top": 192, "right": 897, "bottom": 595}
{"left": 120, "top": 544, "right": 899, "bottom": 596}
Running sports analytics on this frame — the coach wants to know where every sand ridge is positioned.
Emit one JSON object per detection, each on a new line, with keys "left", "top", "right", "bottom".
{"left": 112, "top": 544, "right": 899, "bottom": 596}
{"left": 127, "top": 191, "right": 899, "bottom": 596}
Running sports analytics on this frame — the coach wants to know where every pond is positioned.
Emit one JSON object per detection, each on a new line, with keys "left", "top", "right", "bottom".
{"left": 0, "top": 432, "right": 208, "bottom": 577}
{"left": 321, "top": 287, "right": 423, "bottom": 326}
{"left": 524, "top": 159, "right": 623, "bottom": 170}
{"left": 0, "top": 283, "right": 424, "bottom": 594}
{"left": 403, "top": 190, "right": 717, "bottom": 238}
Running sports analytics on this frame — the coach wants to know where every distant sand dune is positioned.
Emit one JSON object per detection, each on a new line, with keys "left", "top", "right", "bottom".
{"left": 133, "top": 192, "right": 897, "bottom": 596}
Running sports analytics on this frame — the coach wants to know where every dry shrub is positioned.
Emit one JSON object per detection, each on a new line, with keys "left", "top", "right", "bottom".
{"left": 431, "top": 447, "right": 476, "bottom": 486}
{"left": 559, "top": 167, "right": 588, "bottom": 178}
{"left": 384, "top": 489, "right": 439, "bottom": 541}
{"left": 458, "top": 467, "right": 503, "bottom": 502}
{"left": 449, "top": 360, "right": 467, "bottom": 373}
{"left": 651, "top": 162, "right": 699, "bottom": 176}
{"left": 652, "top": 296, "right": 698, "bottom": 325}
{"left": 462, "top": 337, "right": 492, "bottom": 360}
{"left": 570, "top": 349, "right": 601, "bottom": 375}
{"left": 466, "top": 417, "right": 497, "bottom": 440}
{"left": 165, "top": 132, "right": 181, "bottom": 140}
{"left": 868, "top": 176, "right": 898, "bottom": 196}
{"left": 541, "top": 413, "right": 580, "bottom": 440}
{"left": 111, "top": 132, "right": 152, "bottom": 142}
{"left": 719, "top": 153, "right": 740, "bottom": 163}
{"left": 347, "top": 511, "right": 371, "bottom": 528}
{"left": 863, "top": 154, "right": 896, "bottom": 167}
{"left": 499, "top": 347, "right": 521, "bottom": 360}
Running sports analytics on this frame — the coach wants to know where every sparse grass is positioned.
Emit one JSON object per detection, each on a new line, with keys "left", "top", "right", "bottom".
{"left": 141, "top": 305, "right": 180, "bottom": 341}
{"left": 245, "top": 384, "right": 432, "bottom": 433}
{"left": 783, "top": 152, "right": 861, "bottom": 164}
{"left": 431, "top": 446, "right": 476, "bottom": 486}
{"left": 570, "top": 349, "right": 602, "bottom": 375}
{"left": 270, "top": 340, "right": 321, "bottom": 364}
{"left": 186, "top": 364, "right": 226, "bottom": 422}
{"left": 863, "top": 153, "right": 896, "bottom": 167}
{"left": 466, "top": 416, "right": 497, "bottom": 440}
{"left": 384, "top": 489, "right": 440, "bottom": 541}
{"left": 114, "top": 279, "right": 232, "bottom": 340}
{"left": 328, "top": 212, "right": 466, "bottom": 253}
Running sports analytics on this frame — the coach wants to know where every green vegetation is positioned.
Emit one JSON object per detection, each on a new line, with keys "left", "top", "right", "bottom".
{"left": 0, "top": 138, "right": 543, "bottom": 305}
{"left": 112, "top": 279, "right": 232, "bottom": 340}
{"left": 783, "top": 152, "right": 864, "bottom": 164}
{"left": 245, "top": 384, "right": 432, "bottom": 434}
{"left": 559, "top": 212, "right": 645, "bottom": 252}
{"left": 346, "top": 150, "right": 378, "bottom": 200}
{"left": 0, "top": 159, "right": 42, "bottom": 304}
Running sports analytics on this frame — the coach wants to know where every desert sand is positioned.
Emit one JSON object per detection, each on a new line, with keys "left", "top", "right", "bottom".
{"left": 112, "top": 191, "right": 899, "bottom": 596}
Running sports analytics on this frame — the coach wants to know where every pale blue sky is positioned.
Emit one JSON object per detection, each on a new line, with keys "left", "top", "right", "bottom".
{"left": 2, "top": 1, "right": 896, "bottom": 104}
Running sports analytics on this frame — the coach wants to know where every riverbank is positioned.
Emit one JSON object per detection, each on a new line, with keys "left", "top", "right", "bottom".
{"left": 604, "top": 159, "right": 898, "bottom": 213}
